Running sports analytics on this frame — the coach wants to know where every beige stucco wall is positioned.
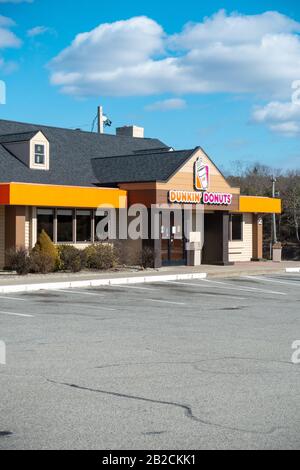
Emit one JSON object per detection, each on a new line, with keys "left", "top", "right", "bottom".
{"left": 229, "top": 213, "right": 253, "bottom": 262}
{"left": 0, "top": 206, "right": 5, "bottom": 268}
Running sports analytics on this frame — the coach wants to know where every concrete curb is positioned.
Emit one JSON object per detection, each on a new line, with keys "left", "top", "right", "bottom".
{"left": 208, "top": 268, "right": 296, "bottom": 278}
{"left": 0, "top": 272, "right": 208, "bottom": 294}
{"left": 286, "top": 268, "right": 300, "bottom": 273}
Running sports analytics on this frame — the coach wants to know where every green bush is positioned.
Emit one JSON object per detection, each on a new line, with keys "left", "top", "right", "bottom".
{"left": 6, "top": 247, "right": 31, "bottom": 275}
{"left": 58, "top": 245, "right": 85, "bottom": 273}
{"left": 79, "top": 247, "right": 88, "bottom": 269}
{"left": 84, "top": 243, "right": 118, "bottom": 270}
{"left": 29, "top": 250, "right": 56, "bottom": 274}
{"left": 33, "top": 230, "right": 59, "bottom": 270}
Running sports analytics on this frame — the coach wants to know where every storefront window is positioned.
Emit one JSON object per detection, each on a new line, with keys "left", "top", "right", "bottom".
{"left": 76, "top": 210, "right": 92, "bottom": 242}
{"left": 37, "top": 209, "right": 54, "bottom": 240}
{"left": 36, "top": 208, "right": 114, "bottom": 244}
{"left": 231, "top": 215, "right": 243, "bottom": 241}
{"left": 57, "top": 210, "right": 73, "bottom": 243}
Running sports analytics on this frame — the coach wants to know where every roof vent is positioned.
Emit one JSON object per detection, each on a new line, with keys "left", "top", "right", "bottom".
{"left": 116, "top": 125, "right": 144, "bottom": 139}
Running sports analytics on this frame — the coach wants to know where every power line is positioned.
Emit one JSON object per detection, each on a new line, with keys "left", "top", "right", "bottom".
{"left": 91, "top": 114, "right": 98, "bottom": 133}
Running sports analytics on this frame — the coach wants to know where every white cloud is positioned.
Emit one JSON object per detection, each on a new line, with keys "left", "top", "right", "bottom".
{"left": 27, "top": 26, "right": 53, "bottom": 37}
{"left": 269, "top": 121, "right": 300, "bottom": 135}
{"left": 145, "top": 98, "right": 186, "bottom": 111}
{"left": 49, "top": 11, "right": 300, "bottom": 100}
{"left": 0, "top": 14, "right": 21, "bottom": 73}
{"left": 0, "top": 27, "right": 20, "bottom": 48}
{"left": 0, "top": 15, "right": 15, "bottom": 27}
{"left": 50, "top": 16, "right": 166, "bottom": 96}
{"left": 252, "top": 101, "right": 300, "bottom": 136}
{"left": 0, "top": 15, "right": 21, "bottom": 49}
{"left": 253, "top": 101, "right": 300, "bottom": 122}
{"left": 170, "top": 10, "right": 300, "bottom": 47}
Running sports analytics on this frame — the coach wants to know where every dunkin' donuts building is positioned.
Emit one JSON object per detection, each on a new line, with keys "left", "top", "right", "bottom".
{"left": 0, "top": 119, "right": 281, "bottom": 268}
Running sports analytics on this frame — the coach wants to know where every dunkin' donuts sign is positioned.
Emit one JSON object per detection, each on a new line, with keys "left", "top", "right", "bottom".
{"left": 168, "top": 157, "right": 233, "bottom": 206}
{"left": 169, "top": 190, "right": 233, "bottom": 205}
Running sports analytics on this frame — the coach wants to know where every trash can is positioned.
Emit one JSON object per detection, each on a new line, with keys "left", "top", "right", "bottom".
{"left": 272, "top": 243, "right": 282, "bottom": 263}
{"left": 186, "top": 242, "right": 202, "bottom": 266}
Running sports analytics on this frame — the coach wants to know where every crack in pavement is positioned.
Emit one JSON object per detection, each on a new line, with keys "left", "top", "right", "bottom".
{"left": 192, "top": 365, "right": 293, "bottom": 377}
{"left": 95, "top": 361, "right": 197, "bottom": 370}
{"left": 209, "top": 356, "right": 292, "bottom": 366}
{"left": 94, "top": 356, "right": 294, "bottom": 371}
{"left": 0, "top": 431, "right": 13, "bottom": 437}
{"left": 46, "top": 378, "right": 286, "bottom": 436}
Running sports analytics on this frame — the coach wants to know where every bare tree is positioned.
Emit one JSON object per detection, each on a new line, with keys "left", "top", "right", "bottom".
{"left": 282, "top": 172, "right": 300, "bottom": 242}
{"left": 227, "top": 164, "right": 300, "bottom": 248}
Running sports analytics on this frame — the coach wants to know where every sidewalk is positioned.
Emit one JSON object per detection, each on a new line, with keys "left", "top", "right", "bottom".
{"left": 201, "top": 260, "right": 300, "bottom": 277}
{"left": 0, "top": 261, "right": 299, "bottom": 294}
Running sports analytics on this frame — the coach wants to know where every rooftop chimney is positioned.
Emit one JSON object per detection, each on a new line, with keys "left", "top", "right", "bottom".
{"left": 116, "top": 125, "right": 144, "bottom": 139}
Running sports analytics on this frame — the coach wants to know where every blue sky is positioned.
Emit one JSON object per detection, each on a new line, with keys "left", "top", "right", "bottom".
{"left": 0, "top": 0, "right": 300, "bottom": 172}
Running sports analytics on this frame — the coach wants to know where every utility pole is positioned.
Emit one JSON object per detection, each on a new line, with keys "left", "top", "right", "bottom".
{"left": 272, "top": 177, "right": 278, "bottom": 244}
{"left": 97, "top": 106, "right": 104, "bottom": 134}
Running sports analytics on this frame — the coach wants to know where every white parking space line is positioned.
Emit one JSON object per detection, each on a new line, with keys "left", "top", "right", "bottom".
{"left": 0, "top": 295, "right": 29, "bottom": 302}
{"left": 162, "top": 282, "right": 247, "bottom": 300}
{"left": 0, "top": 310, "right": 34, "bottom": 318}
{"left": 168, "top": 279, "right": 286, "bottom": 296}
{"left": 145, "top": 299, "right": 186, "bottom": 306}
{"left": 79, "top": 305, "right": 117, "bottom": 312}
{"left": 52, "top": 289, "right": 105, "bottom": 297}
{"left": 44, "top": 290, "right": 117, "bottom": 311}
{"left": 243, "top": 276, "right": 300, "bottom": 287}
{"left": 112, "top": 285, "right": 157, "bottom": 291}
{"left": 201, "top": 279, "right": 287, "bottom": 296}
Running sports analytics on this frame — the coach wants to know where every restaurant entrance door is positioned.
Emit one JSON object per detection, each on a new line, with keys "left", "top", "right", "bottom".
{"left": 161, "top": 212, "right": 187, "bottom": 266}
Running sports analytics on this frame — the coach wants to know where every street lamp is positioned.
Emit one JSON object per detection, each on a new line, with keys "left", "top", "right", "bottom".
{"left": 272, "top": 177, "right": 278, "bottom": 245}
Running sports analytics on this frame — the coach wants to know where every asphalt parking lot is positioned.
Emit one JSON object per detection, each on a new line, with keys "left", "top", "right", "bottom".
{"left": 0, "top": 273, "right": 300, "bottom": 450}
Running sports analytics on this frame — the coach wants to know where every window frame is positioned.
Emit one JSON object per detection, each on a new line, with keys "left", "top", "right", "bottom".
{"left": 75, "top": 209, "right": 93, "bottom": 244}
{"left": 36, "top": 208, "right": 97, "bottom": 245}
{"left": 34, "top": 143, "right": 46, "bottom": 166}
{"left": 30, "top": 133, "right": 49, "bottom": 170}
{"left": 56, "top": 209, "right": 75, "bottom": 244}
{"left": 37, "top": 208, "right": 55, "bottom": 241}
{"left": 230, "top": 214, "right": 244, "bottom": 242}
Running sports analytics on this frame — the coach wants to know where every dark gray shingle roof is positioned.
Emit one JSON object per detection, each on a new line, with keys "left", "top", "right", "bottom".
{"left": 0, "top": 119, "right": 168, "bottom": 187}
{"left": 0, "top": 131, "right": 39, "bottom": 144}
{"left": 92, "top": 149, "right": 197, "bottom": 184}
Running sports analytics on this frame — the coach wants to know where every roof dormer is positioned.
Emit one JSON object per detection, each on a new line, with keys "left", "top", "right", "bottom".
{"left": 0, "top": 130, "right": 50, "bottom": 170}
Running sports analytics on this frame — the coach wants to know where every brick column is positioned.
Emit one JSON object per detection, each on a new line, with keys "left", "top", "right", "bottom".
{"left": 5, "top": 206, "right": 26, "bottom": 263}
{"left": 0, "top": 206, "right": 5, "bottom": 268}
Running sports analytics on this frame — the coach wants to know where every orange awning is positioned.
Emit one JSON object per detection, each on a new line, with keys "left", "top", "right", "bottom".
{"left": 238, "top": 195, "right": 281, "bottom": 214}
{"left": 0, "top": 183, "right": 127, "bottom": 209}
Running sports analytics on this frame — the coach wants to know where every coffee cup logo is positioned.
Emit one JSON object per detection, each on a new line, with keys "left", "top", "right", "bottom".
{"left": 195, "top": 158, "right": 209, "bottom": 191}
